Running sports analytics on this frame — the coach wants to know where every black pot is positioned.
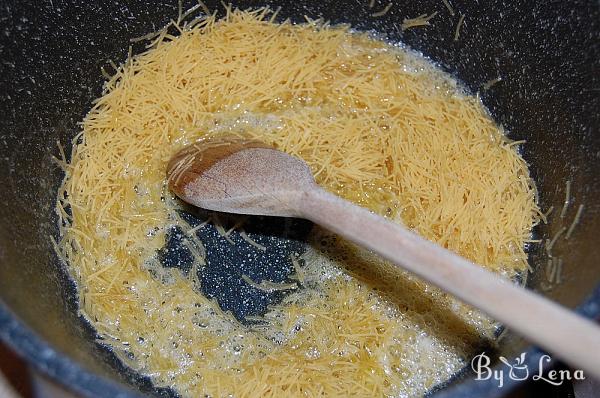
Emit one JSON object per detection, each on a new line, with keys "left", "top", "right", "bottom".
{"left": 0, "top": 0, "right": 598, "bottom": 397}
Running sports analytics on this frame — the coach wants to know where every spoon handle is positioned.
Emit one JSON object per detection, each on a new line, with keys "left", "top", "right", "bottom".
{"left": 298, "top": 186, "right": 600, "bottom": 379}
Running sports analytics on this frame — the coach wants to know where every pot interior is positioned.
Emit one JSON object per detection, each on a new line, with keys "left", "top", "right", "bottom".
{"left": 0, "top": 0, "right": 599, "bottom": 397}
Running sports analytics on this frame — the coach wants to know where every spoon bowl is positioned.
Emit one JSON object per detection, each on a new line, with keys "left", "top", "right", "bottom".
{"left": 168, "top": 137, "right": 314, "bottom": 217}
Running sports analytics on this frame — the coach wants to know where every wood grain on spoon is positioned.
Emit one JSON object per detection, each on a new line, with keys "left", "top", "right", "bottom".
{"left": 167, "top": 134, "right": 600, "bottom": 379}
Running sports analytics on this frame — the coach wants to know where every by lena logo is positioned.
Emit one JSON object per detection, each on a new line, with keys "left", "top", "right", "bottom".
{"left": 471, "top": 352, "right": 585, "bottom": 388}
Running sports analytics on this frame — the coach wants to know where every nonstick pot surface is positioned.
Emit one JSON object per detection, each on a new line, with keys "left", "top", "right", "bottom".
{"left": 0, "top": 1, "right": 599, "bottom": 397}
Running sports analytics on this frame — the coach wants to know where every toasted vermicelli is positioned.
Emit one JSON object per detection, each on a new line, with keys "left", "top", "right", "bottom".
{"left": 56, "top": 7, "right": 540, "bottom": 397}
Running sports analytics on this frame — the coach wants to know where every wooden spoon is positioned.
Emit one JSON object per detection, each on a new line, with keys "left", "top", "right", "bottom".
{"left": 168, "top": 135, "right": 600, "bottom": 379}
